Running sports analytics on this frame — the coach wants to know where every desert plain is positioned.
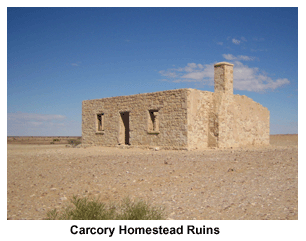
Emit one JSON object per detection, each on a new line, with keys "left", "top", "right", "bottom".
{"left": 7, "top": 134, "right": 298, "bottom": 220}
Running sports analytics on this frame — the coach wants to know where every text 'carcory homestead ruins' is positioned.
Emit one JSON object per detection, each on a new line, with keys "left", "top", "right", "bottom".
{"left": 82, "top": 62, "right": 270, "bottom": 150}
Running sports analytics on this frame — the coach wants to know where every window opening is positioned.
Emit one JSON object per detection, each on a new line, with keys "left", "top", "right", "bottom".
{"left": 148, "top": 110, "right": 159, "bottom": 133}
{"left": 97, "top": 113, "right": 104, "bottom": 132}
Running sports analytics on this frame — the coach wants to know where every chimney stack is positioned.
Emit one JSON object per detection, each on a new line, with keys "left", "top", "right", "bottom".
{"left": 214, "top": 62, "right": 234, "bottom": 95}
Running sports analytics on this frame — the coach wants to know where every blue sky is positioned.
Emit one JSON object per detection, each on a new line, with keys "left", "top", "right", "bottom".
{"left": 7, "top": 7, "right": 298, "bottom": 136}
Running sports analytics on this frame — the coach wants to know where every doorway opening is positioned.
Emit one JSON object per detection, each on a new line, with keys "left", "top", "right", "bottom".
{"left": 119, "top": 111, "right": 130, "bottom": 145}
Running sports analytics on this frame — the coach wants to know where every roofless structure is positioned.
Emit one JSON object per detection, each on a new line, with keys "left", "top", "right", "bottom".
{"left": 82, "top": 62, "right": 269, "bottom": 150}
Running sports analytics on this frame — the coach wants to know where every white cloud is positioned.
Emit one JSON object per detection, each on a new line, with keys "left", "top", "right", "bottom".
{"left": 238, "top": 55, "right": 255, "bottom": 61}
{"left": 7, "top": 112, "right": 80, "bottom": 136}
{"left": 222, "top": 54, "right": 256, "bottom": 61}
{"left": 28, "top": 121, "right": 43, "bottom": 126}
{"left": 232, "top": 38, "right": 241, "bottom": 45}
{"left": 222, "top": 54, "right": 236, "bottom": 60}
{"left": 159, "top": 63, "right": 214, "bottom": 84}
{"left": 71, "top": 61, "right": 81, "bottom": 66}
{"left": 230, "top": 37, "right": 247, "bottom": 45}
{"left": 159, "top": 70, "right": 178, "bottom": 78}
{"left": 159, "top": 61, "right": 290, "bottom": 92}
{"left": 231, "top": 61, "right": 290, "bottom": 91}
{"left": 8, "top": 112, "right": 66, "bottom": 122}
{"left": 217, "top": 42, "right": 223, "bottom": 45}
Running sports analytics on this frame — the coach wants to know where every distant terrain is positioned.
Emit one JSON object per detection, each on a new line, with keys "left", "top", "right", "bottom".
{"left": 7, "top": 136, "right": 82, "bottom": 145}
{"left": 7, "top": 134, "right": 297, "bottom": 146}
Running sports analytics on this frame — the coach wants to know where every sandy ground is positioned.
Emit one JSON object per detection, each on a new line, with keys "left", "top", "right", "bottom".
{"left": 7, "top": 134, "right": 298, "bottom": 220}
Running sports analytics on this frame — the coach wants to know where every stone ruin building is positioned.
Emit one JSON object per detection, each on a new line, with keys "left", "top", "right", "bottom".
{"left": 82, "top": 62, "right": 270, "bottom": 150}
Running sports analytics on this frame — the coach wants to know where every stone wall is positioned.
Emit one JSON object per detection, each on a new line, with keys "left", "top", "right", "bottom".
{"left": 233, "top": 94, "right": 270, "bottom": 146}
{"left": 187, "top": 89, "right": 213, "bottom": 150}
{"left": 211, "top": 93, "right": 270, "bottom": 148}
{"left": 82, "top": 89, "right": 189, "bottom": 149}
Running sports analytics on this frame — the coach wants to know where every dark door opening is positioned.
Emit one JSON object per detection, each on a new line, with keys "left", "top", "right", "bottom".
{"left": 120, "top": 112, "right": 130, "bottom": 145}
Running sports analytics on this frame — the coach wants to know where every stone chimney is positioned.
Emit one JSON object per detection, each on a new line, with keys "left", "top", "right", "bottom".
{"left": 214, "top": 62, "right": 234, "bottom": 95}
{"left": 208, "top": 62, "right": 236, "bottom": 148}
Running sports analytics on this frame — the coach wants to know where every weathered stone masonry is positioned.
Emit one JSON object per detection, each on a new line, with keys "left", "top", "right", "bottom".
{"left": 82, "top": 62, "right": 270, "bottom": 150}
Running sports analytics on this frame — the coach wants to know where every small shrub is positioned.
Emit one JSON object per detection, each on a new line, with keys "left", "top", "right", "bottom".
{"left": 50, "top": 141, "right": 54, "bottom": 144}
{"left": 46, "top": 209, "right": 59, "bottom": 220}
{"left": 116, "top": 197, "right": 165, "bottom": 220}
{"left": 45, "top": 196, "right": 165, "bottom": 220}
{"left": 53, "top": 138, "right": 60, "bottom": 142}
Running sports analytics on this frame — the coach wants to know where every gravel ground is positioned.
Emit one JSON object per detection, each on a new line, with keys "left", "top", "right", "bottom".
{"left": 7, "top": 135, "right": 298, "bottom": 220}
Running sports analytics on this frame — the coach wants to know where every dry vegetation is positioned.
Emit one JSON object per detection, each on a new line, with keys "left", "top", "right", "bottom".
{"left": 7, "top": 134, "right": 298, "bottom": 220}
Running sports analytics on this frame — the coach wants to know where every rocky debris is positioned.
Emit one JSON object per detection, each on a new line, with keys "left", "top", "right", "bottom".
{"left": 7, "top": 141, "right": 298, "bottom": 220}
